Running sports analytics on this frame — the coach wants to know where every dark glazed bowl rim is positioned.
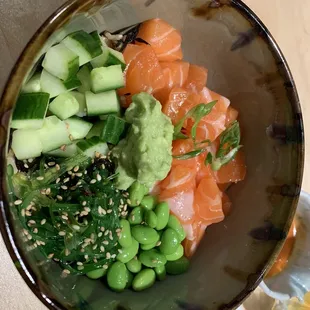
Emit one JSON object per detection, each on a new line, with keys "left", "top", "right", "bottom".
{"left": 0, "top": 1, "right": 304, "bottom": 310}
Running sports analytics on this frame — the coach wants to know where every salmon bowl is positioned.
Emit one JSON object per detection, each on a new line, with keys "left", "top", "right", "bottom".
{"left": 0, "top": 0, "right": 304, "bottom": 310}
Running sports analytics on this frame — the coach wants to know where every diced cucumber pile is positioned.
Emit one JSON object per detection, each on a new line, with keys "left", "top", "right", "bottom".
{"left": 10, "top": 29, "right": 128, "bottom": 160}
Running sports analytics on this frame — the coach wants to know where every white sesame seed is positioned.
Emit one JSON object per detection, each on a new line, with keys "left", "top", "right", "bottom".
{"left": 96, "top": 174, "right": 102, "bottom": 181}
{"left": 24, "top": 163, "right": 29, "bottom": 169}
{"left": 100, "top": 246, "right": 105, "bottom": 252}
{"left": 103, "top": 240, "right": 109, "bottom": 245}
{"left": 76, "top": 181, "right": 82, "bottom": 186}
{"left": 27, "top": 234, "right": 33, "bottom": 240}
{"left": 111, "top": 254, "right": 116, "bottom": 259}
{"left": 56, "top": 178, "right": 61, "bottom": 184}
{"left": 47, "top": 253, "right": 54, "bottom": 259}
{"left": 68, "top": 171, "right": 73, "bottom": 175}
{"left": 45, "top": 188, "right": 51, "bottom": 195}
{"left": 73, "top": 166, "right": 79, "bottom": 172}
{"left": 72, "top": 225, "right": 80, "bottom": 231}
{"left": 36, "top": 176, "right": 44, "bottom": 181}
{"left": 60, "top": 145, "right": 66, "bottom": 151}
{"left": 107, "top": 209, "right": 112, "bottom": 214}
{"left": 48, "top": 162, "right": 55, "bottom": 167}
{"left": 100, "top": 227, "right": 105, "bottom": 232}
{"left": 120, "top": 199, "right": 124, "bottom": 205}
{"left": 98, "top": 232, "right": 103, "bottom": 238}
{"left": 28, "top": 158, "right": 34, "bottom": 163}
{"left": 21, "top": 209, "right": 25, "bottom": 217}
{"left": 33, "top": 228, "right": 38, "bottom": 234}
{"left": 61, "top": 185, "right": 68, "bottom": 190}
{"left": 104, "top": 230, "right": 109, "bottom": 236}
{"left": 103, "top": 264, "right": 109, "bottom": 270}
{"left": 28, "top": 220, "right": 36, "bottom": 225}
{"left": 106, "top": 252, "right": 111, "bottom": 259}
{"left": 80, "top": 248, "right": 85, "bottom": 253}
{"left": 63, "top": 177, "right": 70, "bottom": 183}
{"left": 62, "top": 215, "right": 68, "bottom": 220}
{"left": 90, "top": 179, "right": 96, "bottom": 184}
{"left": 63, "top": 269, "right": 70, "bottom": 275}
{"left": 40, "top": 219, "right": 46, "bottom": 225}
{"left": 84, "top": 207, "right": 91, "bottom": 212}
{"left": 92, "top": 244, "right": 98, "bottom": 250}
{"left": 93, "top": 258, "right": 98, "bottom": 263}
{"left": 65, "top": 249, "right": 71, "bottom": 256}
{"left": 82, "top": 201, "right": 87, "bottom": 206}
{"left": 56, "top": 164, "right": 60, "bottom": 171}
{"left": 77, "top": 262, "right": 83, "bottom": 266}
{"left": 59, "top": 231, "right": 66, "bottom": 236}
{"left": 118, "top": 249, "right": 123, "bottom": 254}
{"left": 26, "top": 211, "right": 32, "bottom": 217}
{"left": 84, "top": 255, "right": 89, "bottom": 260}
{"left": 109, "top": 235, "right": 113, "bottom": 241}
{"left": 77, "top": 265, "right": 84, "bottom": 270}
{"left": 101, "top": 164, "right": 106, "bottom": 169}
{"left": 84, "top": 238, "right": 91, "bottom": 243}
{"left": 57, "top": 195, "right": 63, "bottom": 201}
{"left": 127, "top": 199, "right": 132, "bottom": 205}
{"left": 156, "top": 241, "right": 161, "bottom": 246}
{"left": 40, "top": 189, "right": 46, "bottom": 195}
{"left": 14, "top": 200, "right": 23, "bottom": 206}
{"left": 109, "top": 198, "right": 113, "bottom": 205}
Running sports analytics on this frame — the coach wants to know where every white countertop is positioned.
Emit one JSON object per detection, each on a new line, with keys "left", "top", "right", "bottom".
{"left": 0, "top": 0, "right": 309, "bottom": 309}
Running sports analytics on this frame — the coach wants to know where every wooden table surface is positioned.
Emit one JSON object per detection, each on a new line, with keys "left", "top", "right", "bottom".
{"left": 0, "top": 0, "right": 309, "bottom": 309}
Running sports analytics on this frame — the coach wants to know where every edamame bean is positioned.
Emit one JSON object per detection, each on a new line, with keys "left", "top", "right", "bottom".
{"left": 125, "top": 270, "right": 134, "bottom": 289}
{"left": 128, "top": 207, "right": 144, "bottom": 225}
{"left": 86, "top": 268, "right": 107, "bottom": 280}
{"left": 139, "top": 249, "right": 167, "bottom": 268}
{"left": 154, "top": 202, "right": 169, "bottom": 230}
{"left": 117, "top": 238, "right": 139, "bottom": 263}
{"left": 107, "top": 262, "right": 128, "bottom": 292}
{"left": 119, "top": 219, "right": 132, "bottom": 248}
{"left": 165, "top": 256, "right": 190, "bottom": 275}
{"left": 155, "top": 265, "right": 166, "bottom": 281}
{"left": 144, "top": 210, "right": 158, "bottom": 228}
{"left": 167, "top": 215, "right": 186, "bottom": 241}
{"left": 159, "top": 228, "right": 180, "bottom": 255}
{"left": 128, "top": 181, "right": 148, "bottom": 206}
{"left": 165, "top": 244, "right": 184, "bottom": 261}
{"left": 140, "top": 232, "right": 160, "bottom": 250}
{"left": 140, "top": 195, "right": 156, "bottom": 210}
{"left": 132, "top": 225, "right": 159, "bottom": 245}
{"left": 126, "top": 258, "right": 142, "bottom": 273}
{"left": 132, "top": 269, "right": 156, "bottom": 291}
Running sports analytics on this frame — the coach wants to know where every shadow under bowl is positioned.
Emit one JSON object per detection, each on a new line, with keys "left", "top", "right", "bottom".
{"left": 0, "top": 0, "right": 304, "bottom": 309}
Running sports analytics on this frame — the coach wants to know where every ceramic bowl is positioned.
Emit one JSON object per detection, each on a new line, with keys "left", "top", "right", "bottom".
{"left": 0, "top": 0, "right": 304, "bottom": 309}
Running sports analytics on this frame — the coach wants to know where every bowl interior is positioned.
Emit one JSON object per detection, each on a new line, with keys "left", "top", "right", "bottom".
{"left": 0, "top": 0, "right": 304, "bottom": 309}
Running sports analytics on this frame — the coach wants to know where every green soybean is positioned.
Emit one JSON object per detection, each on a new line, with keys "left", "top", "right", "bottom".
{"left": 132, "top": 269, "right": 156, "bottom": 292}
{"left": 140, "top": 195, "right": 156, "bottom": 211}
{"left": 128, "top": 207, "right": 144, "bottom": 225}
{"left": 131, "top": 225, "right": 159, "bottom": 245}
{"left": 166, "top": 256, "right": 190, "bottom": 275}
{"left": 125, "top": 270, "right": 134, "bottom": 289}
{"left": 154, "top": 202, "right": 169, "bottom": 230}
{"left": 117, "top": 238, "right": 139, "bottom": 263}
{"left": 165, "top": 244, "right": 184, "bottom": 261}
{"left": 140, "top": 232, "right": 160, "bottom": 250}
{"left": 139, "top": 249, "right": 167, "bottom": 268}
{"left": 144, "top": 210, "right": 158, "bottom": 228}
{"left": 119, "top": 219, "right": 132, "bottom": 248}
{"left": 159, "top": 228, "right": 180, "bottom": 255}
{"left": 167, "top": 215, "right": 186, "bottom": 241}
{"left": 126, "top": 258, "right": 142, "bottom": 273}
{"left": 86, "top": 268, "right": 107, "bottom": 280}
{"left": 129, "top": 181, "right": 148, "bottom": 206}
{"left": 155, "top": 265, "right": 166, "bottom": 281}
{"left": 107, "top": 262, "right": 128, "bottom": 292}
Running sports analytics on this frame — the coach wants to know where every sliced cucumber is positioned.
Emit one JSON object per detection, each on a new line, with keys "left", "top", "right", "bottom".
{"left": 100, "top": 115, "right": 127, "bottom": 145}
{"left": 38, "top": 116, "right": 71, "bottom": 152}
{"left": 11, "top": 92, "right": 50, "bottom": 130}
{"left": 63, "top": 76, "right": 82, "bottom": 89}
{"left": 91, "top": 65, "right": 124, "bottom": 93}
{"left": 41, "top": 69, "right": 67, "bottom": 98}
{"left": 71, "top": 91, "right": 87, "bottom": 117}
{"left": 77, "top": 65, "right": 92, "bottom": 93}
{"left": 49, "top": 92, "right": 80, "bottom": 120}
{"left": 77, "top": 137, "right": 109, "bottom": 158}
{"left": 21, "top": 73, "right": 41, "bottom": 93}
{"left": 106, "top": 48, "right": 126, "bottom": 70}
{"left": 42, "top": 43, "right": 79, "bottom": 81}
{"left": 45, "top": 143, "right": 78, "bottom": 158}
{"left": 90, "top": 46, "right": 109, "bottom": 68}
{"left": 85, "top": 90, "right": 120, "bottom": 116}
{"left": 62, "top": 30, "right": 102, "bottom": 66}
{"left": 12, "top": 129, "right": 43, "bottom": 160}
{"left": 65, "top": 117, "right": 93, "bottom": 140}
{"left": 86, "top": 120, "right": 106, "bottom": 139}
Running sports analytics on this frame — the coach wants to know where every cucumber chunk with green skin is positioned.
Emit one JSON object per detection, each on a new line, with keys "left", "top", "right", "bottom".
{"left": 100, "top": 115, "right": 127, "bottom": 145}
{"left": 106, "top": 48, "right": 126, "bottom": 70}
{"left": 77, "top": 65, "right": 92, "bottom": 93}
{"left": 89, "top": 31, "right": 102, "bottom": 46}
{"left": 65, "top": 117, "right": 93, "bottom": 140}
{"left": 90, "top": 65, "right": 125, "bottom": 93}
{"left": 77, "top": 136, "right": 109, "bottom": 158}
{"left": 90, "top": 47, "right": 109, "bottom": 68}
{"left": 85, "top": 90, "right": 120, "bottom": 116}
{"left": 86, "top": 120, "right": 105, "bottom": 139}
{"left": 49, "top": 92, "right": 80, "bottom": 120}
{"left": 45, "top": 143, "right": 78, "bottom": 158}
{"left": 21, "top": 73, "right": 41, "bottom": 93}
{"left": 71, "top": 91, "right": 87, "bottom": 117}
{"left": 12, "top": 129, "right": 43, "bottom": 160}
{"left": 40, "top": 70, "right": 67, "bottom": 98}
{"left": 42, "top": 43, "right": 79, "bottom": 81}
{"left": 38, "top": 116, "right": 71, "bottom": 153}
{"left": 11, "top": 92, "right": 50, "bottom": 130}
{"left": 63, "top": 76, "right": 82, "bottom": 90}
{"left": 62, "top": 30, "right": 102, "bottom": 66}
